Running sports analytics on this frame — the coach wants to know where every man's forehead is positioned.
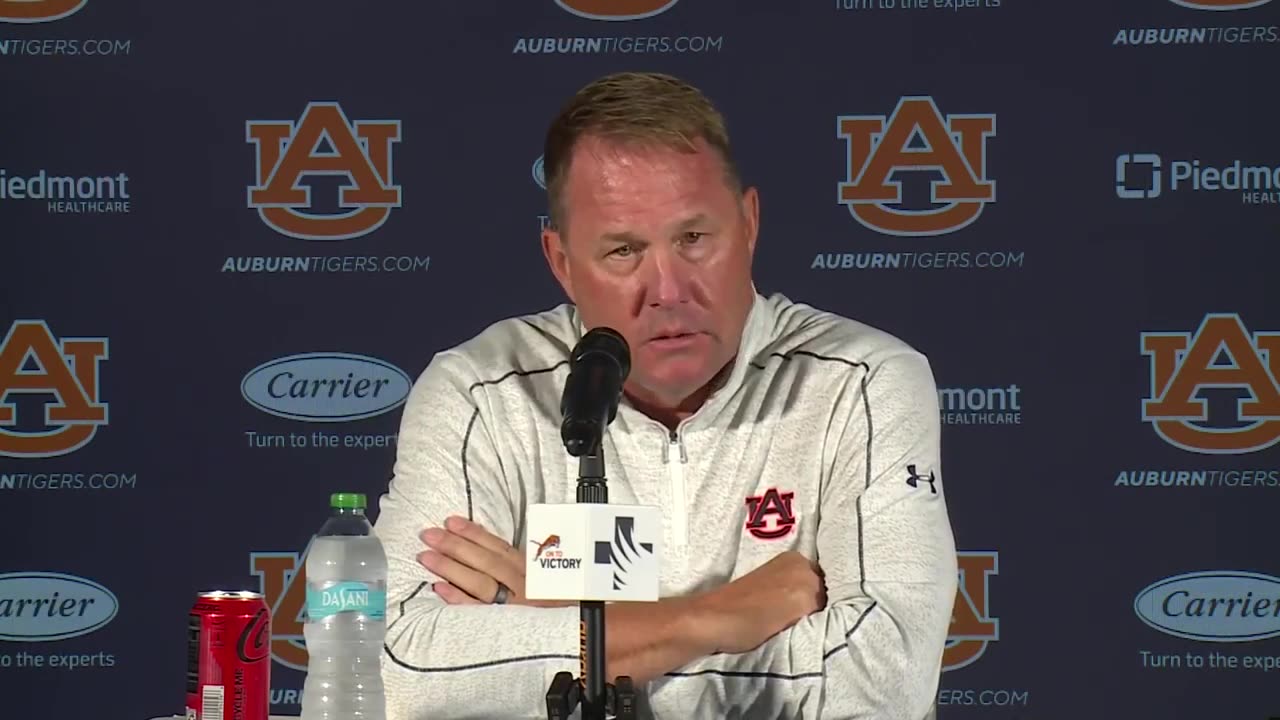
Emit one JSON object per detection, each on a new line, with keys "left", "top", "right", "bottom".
{"left": 567, "top": 135, "right": 714, "bottom": 177}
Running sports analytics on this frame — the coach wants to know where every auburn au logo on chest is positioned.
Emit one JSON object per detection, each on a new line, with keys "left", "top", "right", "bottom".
{"left": 744, "top": 488, "right": 797, "bottom": 540}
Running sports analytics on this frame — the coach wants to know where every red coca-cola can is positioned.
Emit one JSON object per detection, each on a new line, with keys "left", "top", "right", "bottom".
{"left": 186, "top": 590, "right": 271, "bottom": 720}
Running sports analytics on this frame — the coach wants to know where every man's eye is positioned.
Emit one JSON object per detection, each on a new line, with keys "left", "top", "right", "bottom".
{"left": 683, "top": 232, "right": 706, "bottom": 243}
{"left": 609, "top": 245, "right": 635, "bottom": 257}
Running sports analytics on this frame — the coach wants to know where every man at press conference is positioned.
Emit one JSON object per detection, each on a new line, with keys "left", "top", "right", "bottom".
{"left": 372, "top": 71, "right": 958, "bottom": 719}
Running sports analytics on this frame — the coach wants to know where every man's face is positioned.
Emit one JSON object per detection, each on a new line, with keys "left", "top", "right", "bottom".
{"left": 541, "top": 135, "right": 759, "bottom": 410}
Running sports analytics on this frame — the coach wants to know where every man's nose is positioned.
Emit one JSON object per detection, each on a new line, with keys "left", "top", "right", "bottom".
{"left": 643, "top": 246, "right": 689, "bottom": 307}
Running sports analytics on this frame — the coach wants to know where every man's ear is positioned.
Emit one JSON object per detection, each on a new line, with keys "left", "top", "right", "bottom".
{"left": 741, "top": 186, "right": 760, "bottom": 256}
{"left": 541, "top": 228, "right": 575, "bottom": 302}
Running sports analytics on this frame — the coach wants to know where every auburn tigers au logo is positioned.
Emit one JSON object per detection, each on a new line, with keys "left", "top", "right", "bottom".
{"left": 249, "top": 545, "right": 311, "bottom": 671}
{"left": 945, "top": 551, "right": 999, "bottom": 672}
{"left": 837, "top": 96, "right": 996, "bottom": 237}
{"left": 0, "top": 0, "right": 86, "bottom": 23}
{"left": 1141, "top": 313, "right": 1280, "bottom": 454}
{"left": 1169, "top": 0, "right": 1272, "bottom": 9}
{"left": 555, "top": 0, "right": 679, "bottom": 21}
{"left": 246, "top": 102, "right": 402, "bottom": 241}
{"left": 0, "top": 320, "right": 108, "bottom": 458}
{"left": 744, "top": 488, "right": 796, "bottom": 540}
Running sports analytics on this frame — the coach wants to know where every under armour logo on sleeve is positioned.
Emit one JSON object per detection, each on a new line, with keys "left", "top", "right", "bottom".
{"left": 906, "top": 465, "right": 938, "bottom": 494}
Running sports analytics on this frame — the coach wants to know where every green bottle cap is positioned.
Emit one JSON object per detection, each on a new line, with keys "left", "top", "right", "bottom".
{"left": 330, "top": 492, "right": 367, "bottom": 510}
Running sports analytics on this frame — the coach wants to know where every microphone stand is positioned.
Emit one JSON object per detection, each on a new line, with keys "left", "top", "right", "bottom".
{"left": 545, "top": 435, "right": 636, "bottom": 720}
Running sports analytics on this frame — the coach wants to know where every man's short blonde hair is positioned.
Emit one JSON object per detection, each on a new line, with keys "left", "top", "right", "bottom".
{"left": 542, "top": 71, "right": 743, "bottom": 232}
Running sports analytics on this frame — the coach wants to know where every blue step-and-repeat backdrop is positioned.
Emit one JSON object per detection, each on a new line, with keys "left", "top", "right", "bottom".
{"left": 2, "top": 1, "right": 1277, "bottom": 718}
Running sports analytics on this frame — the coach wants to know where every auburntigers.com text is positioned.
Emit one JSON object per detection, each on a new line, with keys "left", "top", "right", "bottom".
{"left": 1, "top": 473, "right": 137, "bottom": 490}
{"left": 0, "top": 39, "right": 131, "bottom": 56}
{"left": 220, "top": 256, "right": 432, "bottom": 274}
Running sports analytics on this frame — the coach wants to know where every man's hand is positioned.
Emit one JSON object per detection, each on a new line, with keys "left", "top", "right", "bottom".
{"left": 417, "top": 515, "right": 573, "bottom": 608}
{"left": 693, "top": 550, "right": 827, "bottom": 655}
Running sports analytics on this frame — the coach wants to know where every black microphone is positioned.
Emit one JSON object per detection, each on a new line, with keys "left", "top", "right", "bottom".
{"left": 560, "top": 327, "right": 631, "bottom": 457}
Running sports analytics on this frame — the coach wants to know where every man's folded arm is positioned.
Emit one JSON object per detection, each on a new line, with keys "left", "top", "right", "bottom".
{"left": 374, "top": 353, "right": 723, "bottom": 719}
{"left": 375, "top": 353, "right": 580, "bottom": 720}
{"left": 647, "top": 351, "right": 958, "bottom": 720}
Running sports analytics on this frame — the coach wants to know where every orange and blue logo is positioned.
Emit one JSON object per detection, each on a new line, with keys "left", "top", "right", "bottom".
{"left": 1142, "top": 314, "right": 1280, "bottom": 454}
{"left": 837, "top": 96, "right": 996, "bottom": 237}
{"left": 1168, "top": 0, "right": 1272, "bottom": 9}
{"left": 555, "top": 0, "right": 679, "bottom": 21}
{"left": 249, "top": 547, "right": 310, "bottom": 671}
{"left": 247, "top": 102, "right": 402, "bottom": 241}
{"left": 0, "top": 320, "right": 108, "bottom": 458}
{"left": 0, "top": 0, "right": 86, "bottom": 23}
{"left": 945, "top": 551, "right": 999, "bottom": 671}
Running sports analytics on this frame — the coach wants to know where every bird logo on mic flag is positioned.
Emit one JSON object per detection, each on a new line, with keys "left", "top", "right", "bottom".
{"left": 594, "top": 516, "right": 653, "bottom": 590}
{"left": 530, "top": 534, "right": 561, "bottom": 560}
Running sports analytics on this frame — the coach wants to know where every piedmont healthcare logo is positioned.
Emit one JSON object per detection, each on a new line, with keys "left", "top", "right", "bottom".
{"left": 240, "top": 352, "right": 410, "bottom": 452}
{"left": 0, "top": 1, "right": 133, "bottom": 58}
{"left": 1114, "top": 0, "right": 1279, "bottom": 46}
{"left": 512, "top": 0, "right": 724, "bottom": 55}
{"left": 815, "top": 96, "right": 1023, "bottom": 272}
{"left": 1116, "top": 153, "right": 1279, "bottom": 206}
{"left": 0, "top": 169, "right": 131, "bottom": 214}
{"left": 937, "top": 384, "right": 1022, "bottom": 426}
{"left": 226, "top": 103, "right": 428, "bottom": 275}
{"left": 1115, "top": 314, "right": 1280, "bottom": 491}
{"left": 1134, "top": 571, "right": 1280, "bottom": 674}
{"left": 0, "top": 571, "right": 119, "bottom": 671}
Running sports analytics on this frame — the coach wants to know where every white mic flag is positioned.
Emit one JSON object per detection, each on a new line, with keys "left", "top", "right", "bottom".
{"left": 524, "top": 503, "right": 661, "bottom": 603}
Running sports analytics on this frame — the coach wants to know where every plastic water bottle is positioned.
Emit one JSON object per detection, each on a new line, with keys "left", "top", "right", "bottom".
{"left": 301, "top": 492, "right": 387, "bottom": 720}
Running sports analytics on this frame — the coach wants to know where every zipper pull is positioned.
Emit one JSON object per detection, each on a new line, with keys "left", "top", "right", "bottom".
{"left": 670, "top": 430, "right": 687, "bottom": 463}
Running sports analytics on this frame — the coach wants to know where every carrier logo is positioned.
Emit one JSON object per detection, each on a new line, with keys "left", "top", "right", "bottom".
{"left": 837, "top": 96, "right": 996, "bottom": 237}
{"left": 1134, "top": 571, "right": 1280, "bottom": 642}
{"left": 241, "top": 353, "right": 411, "bottom": 423}
{"left": 555, "top": 0, "right": 679, "bottom": 21}
{"left": 945, "top": 551, "right": 999, "bottom": 671}
{"left": 246, "top": 102, "right": 402, "bottom": 241}
{"left": 0, "top": 320, "right": 108, "bottom": 458}
{"left": 1169, "top": 0, "right": 1273, "bottom": 8}
{"left": 249, "top": 547, "right": 310, "bottom": 671}
{"left": 0, "top": 0, "right": 86, "bottom": 23}
{"left": 0, "top": 571, "right": 118, "bottom": 641}
{"left": 1141, "top": 314, "right": 1280, "bottom": 454}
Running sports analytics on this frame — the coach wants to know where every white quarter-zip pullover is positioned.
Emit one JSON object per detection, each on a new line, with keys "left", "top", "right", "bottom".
{"left": 374, "top": 291, "right": 957, "bottom": 720}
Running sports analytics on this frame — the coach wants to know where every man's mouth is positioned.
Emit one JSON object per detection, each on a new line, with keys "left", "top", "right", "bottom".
{"left": 647, "top": 331, "right": 702, "bottom": 347}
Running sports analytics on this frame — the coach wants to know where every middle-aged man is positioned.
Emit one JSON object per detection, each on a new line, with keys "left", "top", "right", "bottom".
{"left": 373, "top": 71, "right": 958, "bottom": 719}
